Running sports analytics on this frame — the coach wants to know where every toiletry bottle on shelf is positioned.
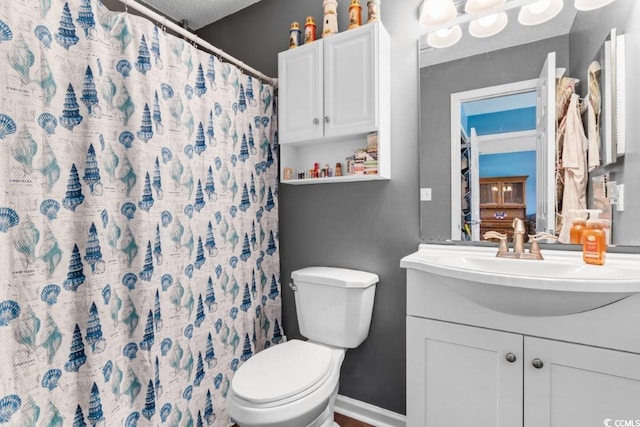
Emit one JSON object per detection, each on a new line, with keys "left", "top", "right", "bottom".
{"left": 583, "top": 216, "right": 606, "bottom": 265}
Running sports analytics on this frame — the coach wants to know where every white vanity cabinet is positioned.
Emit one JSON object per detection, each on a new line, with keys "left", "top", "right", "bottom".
{"left": 525, "top": 337, "right": 640, "bottom": 426}
{"left": 407, "top": 317, "right": 640, "bottom": 427}
{"left": 277, "top": 21, "right": 390, "bottom": 184}
{"left": 404, "top": 266, "right": 640, "bottom": 427}
{"left": 407, "top": 318, "right": 523, "bottom": 426}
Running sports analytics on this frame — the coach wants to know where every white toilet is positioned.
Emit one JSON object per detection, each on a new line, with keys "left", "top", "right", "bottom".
{"left": 226, "top": 266, "right": 379, "bottom": 427}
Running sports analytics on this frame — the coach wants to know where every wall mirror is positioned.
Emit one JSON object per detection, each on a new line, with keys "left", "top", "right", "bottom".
{"left": 419, "top": 0, "right": 637, "bottom": 246}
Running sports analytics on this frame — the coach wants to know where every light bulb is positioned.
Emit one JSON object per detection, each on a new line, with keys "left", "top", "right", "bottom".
{"left": 427, "top": 25, "right": 462, "bottom": 48}
{"left": 518, "top": 0, "right": 563, "bottom": 26}
{"left": 420, "top": 0, "right": 457, "bottom": 27}
{"left": 575, "top": 0, "right": 615, "bottom": 11}
{"left": 528, "top": 0, "right": 552, "bottom": 14}
{"left": 464, "top": 0, "right": 506, "bottom": 15}
{"left": 469, "top": 11, "right": 508, "bottom": 37}
{"left": 478, "top": 13, "right": 498, "bottom": 27}
{"left": 436, "top": 27, "right": 453, "bottom": 37}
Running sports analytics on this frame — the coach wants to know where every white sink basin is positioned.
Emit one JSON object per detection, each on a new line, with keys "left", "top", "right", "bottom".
{"left": 401, "top": 244, "right": 640, "bottom": 317}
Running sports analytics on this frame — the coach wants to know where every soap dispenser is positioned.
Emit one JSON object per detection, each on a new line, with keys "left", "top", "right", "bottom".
{"left": 569, "top": 209, "right": 601, "bottom": 245}
{"left": 582, "top": 211, "right": 606, "bottom": 266}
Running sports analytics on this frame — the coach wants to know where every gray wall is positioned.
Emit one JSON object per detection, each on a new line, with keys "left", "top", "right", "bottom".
{"left": 419, "top": 36, "right": 570, "bottom": 240}
{"left": 198, "top": 0, "right": 423, "bottom": 415}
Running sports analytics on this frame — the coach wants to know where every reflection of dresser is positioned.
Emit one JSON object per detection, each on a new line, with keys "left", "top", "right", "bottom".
{"left": 479, "top": 176, "right": 527, "bottom": 239}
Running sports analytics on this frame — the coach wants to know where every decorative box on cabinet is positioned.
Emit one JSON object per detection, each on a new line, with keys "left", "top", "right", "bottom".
{"left": 403, "top": 262, "right": 640, "bottom": 427}
{"left": 277, "top": 21, "right": 390, "bottom": 184}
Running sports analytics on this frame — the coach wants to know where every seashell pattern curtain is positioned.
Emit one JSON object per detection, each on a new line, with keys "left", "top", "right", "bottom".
{"left": 0, "top": 0, "right": 281, "bottom": 425}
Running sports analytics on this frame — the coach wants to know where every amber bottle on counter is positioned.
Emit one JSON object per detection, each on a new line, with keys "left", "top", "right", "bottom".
{"left": 583, "top": 219, "right": 606, "bottom": 265}
{"left": 569, "top": 218, "right": 586, "bottom": 244}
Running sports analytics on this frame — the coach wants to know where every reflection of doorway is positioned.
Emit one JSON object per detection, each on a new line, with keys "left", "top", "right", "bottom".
{"left": 453, "top": 80, "right": 538, "bottom": 241}
{"left": 452, "top": 52, "right": 557, "bottom": 241}
{"left": 464, "top": 92, "right": 537, "bottom": 240}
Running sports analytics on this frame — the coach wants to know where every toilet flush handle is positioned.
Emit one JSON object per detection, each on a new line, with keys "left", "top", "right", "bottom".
{"left": 289, "top": 281, "right": 297, "bottom": 291}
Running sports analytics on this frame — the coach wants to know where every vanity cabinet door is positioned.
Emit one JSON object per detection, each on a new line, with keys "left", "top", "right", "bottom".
{"left": 278, "top": 41, "right": 324, "bottom": 143}
{"left": 407, "top": 317, "right": 523, "bottom": 427}
{"left": 525, "top": 337, "right": 640, "bottom": 427}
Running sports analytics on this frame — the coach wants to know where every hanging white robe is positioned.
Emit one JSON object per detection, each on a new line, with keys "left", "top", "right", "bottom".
{"left": 558, "top": 94, "right": 588, "bottom": 243}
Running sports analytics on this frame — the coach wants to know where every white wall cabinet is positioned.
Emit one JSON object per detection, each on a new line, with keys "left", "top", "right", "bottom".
{"left": 278, "top": 21, "right": 390, "bottom": 184}
{"left": 404, "top": 267, "right": 640, "bottom": 427}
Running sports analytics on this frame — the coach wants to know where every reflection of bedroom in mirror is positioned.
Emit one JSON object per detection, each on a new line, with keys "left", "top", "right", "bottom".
{"left": 449, "top": 31, "right": 627, "bottom": 244}
{"left": 420, "top": 1, "right": 638, "bottom": 246}
{"left": 458, "top": 90, "right": 537, "bottom": 241}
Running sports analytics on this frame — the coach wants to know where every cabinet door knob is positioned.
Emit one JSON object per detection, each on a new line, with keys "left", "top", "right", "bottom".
{"left": 531, "top": 358, "right": 544, "bottom": 369}
{"left": 324, "top": 116, "right": 330, "bottom": 123}
{"left": 505, "top": 353, "right": 517, "bottom": 363}
{"left": 313, "top": 118, "right": 319, "bottom": 125}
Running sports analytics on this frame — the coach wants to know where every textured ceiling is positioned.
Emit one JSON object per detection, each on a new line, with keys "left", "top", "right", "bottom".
{"left": 140, "top": 0, "right": 263, "bottom": 30}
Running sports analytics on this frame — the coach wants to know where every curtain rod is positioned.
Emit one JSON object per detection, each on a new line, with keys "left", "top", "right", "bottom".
{"left": 115, "top": 0, "right": 278, "bottom": 87}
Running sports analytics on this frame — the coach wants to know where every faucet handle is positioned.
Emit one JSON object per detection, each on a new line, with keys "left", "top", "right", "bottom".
{"left": 528, "top": 233, "right": 559, "bottom": 260}
{"left": 528, "top": 232, "right": 558, "bottom": 243}
{"left": 484, "top": 231, "right": 508, "bottom": 255}
{"left": 484, "top": 231, "right": 507, "bottom": 241}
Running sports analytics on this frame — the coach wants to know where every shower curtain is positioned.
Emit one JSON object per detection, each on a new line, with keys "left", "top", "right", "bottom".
{"left": 0, "top": 0, "right": 281, "bottom": 425}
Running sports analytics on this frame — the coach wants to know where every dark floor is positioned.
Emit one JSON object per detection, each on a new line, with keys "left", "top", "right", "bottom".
{"left": 334, "top": 412, "right": 375, "bottom": 427}
{"left": 233, "top": 413, "right": 374, "bottom": 427}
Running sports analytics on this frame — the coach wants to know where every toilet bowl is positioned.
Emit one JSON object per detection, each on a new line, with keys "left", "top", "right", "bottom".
{"left": 227, "top": 267, "right": 379, "bottom": 427}
{"left": 226, "top": 340, "right": 345, "bottom": 427}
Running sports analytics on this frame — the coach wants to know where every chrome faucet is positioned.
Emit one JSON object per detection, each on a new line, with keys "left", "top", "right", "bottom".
{"left": 483, "top": 218, "right": 557, "bottom": 260}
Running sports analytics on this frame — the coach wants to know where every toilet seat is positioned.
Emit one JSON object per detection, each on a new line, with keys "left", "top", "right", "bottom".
{"left": 232, "top": 340, "right": 334, "bottom": 407}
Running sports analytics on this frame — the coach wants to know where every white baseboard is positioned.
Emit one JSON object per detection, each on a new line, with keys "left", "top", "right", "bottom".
{"left": 334, "top": 394, "right": 406, "bottom": 427}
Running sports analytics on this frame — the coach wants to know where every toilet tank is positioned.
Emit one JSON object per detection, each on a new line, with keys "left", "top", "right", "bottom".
{"left": 291, "top": 267, "right": 379, "bottom": 348}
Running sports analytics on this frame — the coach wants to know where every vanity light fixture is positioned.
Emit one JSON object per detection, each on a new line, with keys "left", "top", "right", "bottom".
{"left": 469, "top": 11, "right": 508, "bottom": 38}
{"left": 419, "top": 0, "right": 457, "bottom": 27}
{"left": 465, "top": 0, "right": 506, "bottom": 15}
{"left": 574, "top": 0, "right": 615, "bottom": 11}
{"left": 427, "top": 25, "right": 463, "bottom": 48}
{"left": 518, "top": 0, "right": 564, "bottom": 26}
{"left": 420, "top": 0, "right": 598, "bottom": 48}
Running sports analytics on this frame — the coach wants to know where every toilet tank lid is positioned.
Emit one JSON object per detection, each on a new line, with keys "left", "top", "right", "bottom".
{"left": 292, "top": 267, "right": 379, "bottom": 288}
